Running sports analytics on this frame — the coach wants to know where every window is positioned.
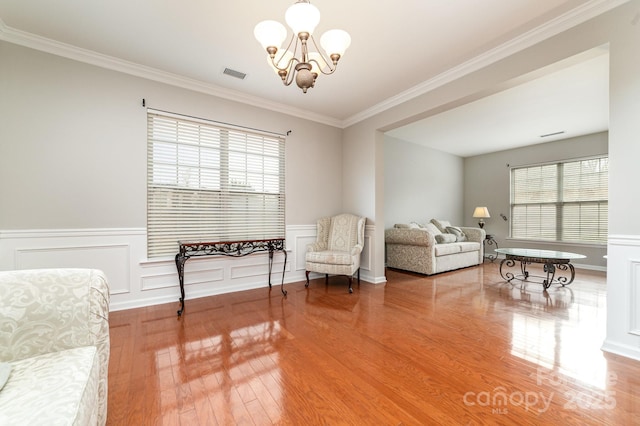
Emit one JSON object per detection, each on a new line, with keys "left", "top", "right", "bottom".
{"left": 510, "top": 156, "right": 608, "bottom": 244}
{"left": 147, "top": 111, "right": 286, "bottom": 258}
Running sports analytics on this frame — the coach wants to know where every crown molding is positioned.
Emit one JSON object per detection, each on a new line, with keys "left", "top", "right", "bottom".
{"left": 341, "top": 0, "right": 630, "bottom": 128}
{"left": 0, "top": 1, "right": 630, "bottom": 130}
{"left": 0, "top": 18, "right": 342, "bottom": 129}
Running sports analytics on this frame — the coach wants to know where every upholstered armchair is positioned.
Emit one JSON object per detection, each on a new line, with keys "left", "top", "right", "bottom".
{"left": 0, "top": 269, "right": 110, "bottom": 425}
{"left": 305, "top": 213, "right": 366, "bottom": 293}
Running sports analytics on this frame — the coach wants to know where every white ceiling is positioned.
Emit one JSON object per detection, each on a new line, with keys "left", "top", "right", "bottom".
{"left": 0, "top": 0, "right": 619, "bottom": 156}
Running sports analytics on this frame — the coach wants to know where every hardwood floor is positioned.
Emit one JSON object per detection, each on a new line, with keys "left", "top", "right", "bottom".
{"left": 107, "top": 263, "right": 640, "bottom": 425}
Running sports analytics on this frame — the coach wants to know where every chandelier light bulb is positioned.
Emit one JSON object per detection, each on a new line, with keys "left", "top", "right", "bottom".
{"left": 254, "top": 20, "right": 287, "bottom": 50}
{"left": 285, "top": 1, "right": 320, "bottom": 35}
{"left": 320, "top": 29, "right": 351, "bottom": 58}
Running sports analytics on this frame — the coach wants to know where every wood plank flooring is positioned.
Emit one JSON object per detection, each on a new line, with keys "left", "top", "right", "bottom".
{"left": 107, "top": 262, "right": 640, "bottom": 425}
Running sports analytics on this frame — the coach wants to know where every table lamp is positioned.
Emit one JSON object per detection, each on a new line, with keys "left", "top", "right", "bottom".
{"left": 473, "top": 207, "right": 490, "bottom": 228}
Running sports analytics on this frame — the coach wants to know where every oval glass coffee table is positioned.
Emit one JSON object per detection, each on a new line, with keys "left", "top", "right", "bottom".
{"left": 494, "top": 248, "right": 586, "bottom": 290}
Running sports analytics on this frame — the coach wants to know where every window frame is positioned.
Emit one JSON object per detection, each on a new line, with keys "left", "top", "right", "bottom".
{"left": 146, "top": 109, "right": 286, "bottom": 258}
{"left": 509, "top": 155, "right": 608, "bottom": 245}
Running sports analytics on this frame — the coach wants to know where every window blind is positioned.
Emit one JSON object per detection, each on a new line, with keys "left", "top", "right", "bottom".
{"left": 147, "top": 111, "right": 286, "bottom": 258}
{"left": 510, "top": 157, "right": 608, "bottom": 244}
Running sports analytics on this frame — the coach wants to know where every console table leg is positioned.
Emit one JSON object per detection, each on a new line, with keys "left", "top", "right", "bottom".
{"left": 280, "top": 250, "right": 288, "bottom": 296}
{"left": 175, "top": 253, "right": 188, "bottom": 317}
{"left": 268, "top": 249, "right": 274, "bottom": 288}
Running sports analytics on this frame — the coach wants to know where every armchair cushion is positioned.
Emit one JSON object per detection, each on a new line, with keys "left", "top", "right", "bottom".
{"left": 0, "top": 346, "right": 99, "bottom": 426}
{"left": 0, "top": 363, "right": 10, "bottom": 391}
{"left": 306, "top": 250, "right": 355, "bottom": 265}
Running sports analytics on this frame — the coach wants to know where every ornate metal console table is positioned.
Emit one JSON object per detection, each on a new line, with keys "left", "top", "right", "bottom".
{"left": 495, "top": 248, "right": 585, "bottom": 290}
{"left": 175, "top": 238, "right": 287, "bottom": 316}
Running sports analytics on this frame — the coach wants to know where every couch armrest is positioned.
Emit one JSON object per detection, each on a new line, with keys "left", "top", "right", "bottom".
{"left": 459, "top": 227, "right": 486, "bottom": 243}
{"left": 385, "top": 228, "right": 435, "bottom": 247}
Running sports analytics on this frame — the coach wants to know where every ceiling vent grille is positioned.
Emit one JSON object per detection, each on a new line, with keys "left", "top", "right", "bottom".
{"left": 223, "top": 68, "right": 247, "bottom": 80}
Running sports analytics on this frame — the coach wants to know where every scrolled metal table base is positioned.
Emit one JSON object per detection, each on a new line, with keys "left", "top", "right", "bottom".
{"left": 175, "top": 238, "right": 287, "bottom": 316}
{"left": 499, "top": 255, "right": 576, "bottom": 290}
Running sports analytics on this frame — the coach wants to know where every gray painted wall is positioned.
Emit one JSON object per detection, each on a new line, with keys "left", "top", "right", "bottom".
{"left": 384, "top": 135, "right": 464, "bottom": 229}
{"left": 0, "top": 41, "right": 344, "bottom": 230}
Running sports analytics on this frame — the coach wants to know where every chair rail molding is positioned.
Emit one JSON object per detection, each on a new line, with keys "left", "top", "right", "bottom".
{"left": 0, "top": 224, "right": 382, "bottom": 312}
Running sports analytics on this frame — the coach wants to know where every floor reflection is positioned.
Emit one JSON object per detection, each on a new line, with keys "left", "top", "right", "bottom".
{"left": 503, "top": 275, "right": 608, "bottom": 390}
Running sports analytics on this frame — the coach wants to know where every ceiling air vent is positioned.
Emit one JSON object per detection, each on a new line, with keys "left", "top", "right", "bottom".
{"left": 223, "top": 67, "right": 247, "bottom": 80}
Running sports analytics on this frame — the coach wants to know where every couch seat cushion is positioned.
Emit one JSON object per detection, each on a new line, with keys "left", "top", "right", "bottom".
{"left": 306, "top": 250, "right": 354, "bottom": 265}
{"left": 434, "top": 243, "right": 462, "bottom": 256}
{"left": 458, "top": 242, "right": 481, "bottom": 253}
{"left": 0, "top": 346, "right": 98, "bottom": 426}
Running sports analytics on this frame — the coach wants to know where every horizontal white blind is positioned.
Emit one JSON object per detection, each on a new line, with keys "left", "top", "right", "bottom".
{"left": 147, "top": 112, "right": 286, "bottom": 258}
{"left": 511, "top": 157, "right": 608, "bottom": 244}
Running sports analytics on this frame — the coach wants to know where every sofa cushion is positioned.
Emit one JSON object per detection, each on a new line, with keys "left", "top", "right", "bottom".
{"left": 435, "top": 234, "right": 457, "bottom": 244}
{"left": 423, "top": 223, "right": 442, "bottom": 236}
{"left": 434, "top": 243, "right": 462, "bottom": 256}
{"left": 431, "top": 219, "right": 452, "bottom": 233}
{"left": 0, "top": 346, "right": 98, "bottom": 426}
{"left": 446, "top": 226, "right": 467, "bottom": 242}
{"left": 458, "top": 242, "right": 481, "bottom": 253}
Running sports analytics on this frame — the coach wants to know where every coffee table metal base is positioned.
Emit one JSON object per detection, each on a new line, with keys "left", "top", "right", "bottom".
{"left": 495, "top": 248, "right": 585, "bottom": 291}
{"left": 499, "top": 257, "right": 575, "bottom": 290}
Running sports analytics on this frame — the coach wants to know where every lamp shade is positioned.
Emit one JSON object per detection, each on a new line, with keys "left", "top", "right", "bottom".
{"left": 320, "top": 29, "right": 351, "bottom": 57}
{"left": 254, "top": 20, "right": 287, "bottom": 50}
{"left": 285, "top": 1, "right": 320, "bottom": 35}
{"left": 473, "top": 207, "right": 491, "bottom": 218}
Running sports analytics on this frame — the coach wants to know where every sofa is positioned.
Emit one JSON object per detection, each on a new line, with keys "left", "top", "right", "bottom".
{"left": 385, "top": 219, "right": 485, "bottom": 275}
{"left": 0, "top": 269, "right": 110, "bottom": 425}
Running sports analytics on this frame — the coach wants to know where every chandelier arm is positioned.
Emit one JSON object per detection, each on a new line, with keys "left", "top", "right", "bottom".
{"left": 308, "top": 35, "right": 337, "bottom": 75}
{"left": 269, "top": 34, "right": 299, "bottom": 72}
{"left": 282, "top": 58, "right": 300, "bottom": 86}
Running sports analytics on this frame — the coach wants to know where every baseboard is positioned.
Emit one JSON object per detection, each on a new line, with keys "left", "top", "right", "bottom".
{"left": 601, "top": 340, "right": 640, "bottom": 362}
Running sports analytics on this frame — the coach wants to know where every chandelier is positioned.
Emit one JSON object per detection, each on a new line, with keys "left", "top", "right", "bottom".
{"left": 254, "top": 0, "right": 351, "bottom": 93}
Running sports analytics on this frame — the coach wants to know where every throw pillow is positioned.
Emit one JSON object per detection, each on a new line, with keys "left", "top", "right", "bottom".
{"left": 0, "top": 362, "right": 11, "bottom": 391}
{"left": 435, "top": 233, "right": 456, "bottom": 244}
{"left": 431, "top": 219, "right": 452, "bottom": 233}
{"left": 446, "top": 226, "right": 467, "bottom": 242}
{"left": 423, "top": 223, "right": 442, "bottom": 236}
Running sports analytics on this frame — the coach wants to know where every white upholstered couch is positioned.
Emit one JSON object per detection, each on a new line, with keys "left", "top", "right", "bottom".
{"left": 385, "top": 219, "right": 485, "bottom": 275}
{"left": 0, "top": 269, "right": 110, "bottom": 425}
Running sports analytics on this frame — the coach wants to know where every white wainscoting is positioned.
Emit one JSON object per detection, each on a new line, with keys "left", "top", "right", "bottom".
{"left": 0, "top": 224, "right": 379, "bottom": 312}
{"left": 602, "top": 234, "right": 640, "bottom": 361}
